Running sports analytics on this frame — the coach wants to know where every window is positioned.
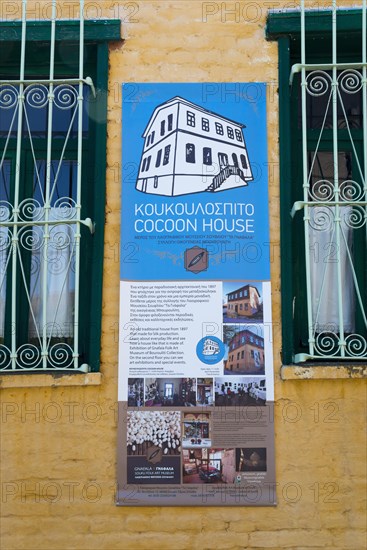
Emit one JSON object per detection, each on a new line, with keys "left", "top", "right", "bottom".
{"left": 186, "top": 143, "right": 195, "bottom": 163}
{"left": 164, "top": 383, "right": 173, "bottom": 398}
{"left": 203, "top": 147, "right": 212, "bottom": 165}
{"left": 155, "top": 149, "right": 162, "bottom": 167}
{"left": 0, "top": 16, "right": 120, "bottom": 372}
{"left": 235, "top": 129, "right": 243, "bottom": 142}
{"left": 168, "top": 114, "right": 173, "bottom": 132}
{"left": 215, "top": 122, "right": 224, "bottom": 135}
{"left": 202, "top": 118, "right": 209, "bottom": 131}
{"left": 227, "top": 126, "right": 234, "bottom": 139}
{"left": 187, "top": 111, "right": 195, "bottom": 127}
{"left": 267, "top": 6, "right": 366, "bottom": 364}
{"left": 240, "top": 154, "right": 248, "bottom": 170}
{"left": 160, "top": 120, "right": 165, "bottom": 136}
{"left": 151, "top": 131, "right": 155, "bottom": 144}
{"left": 163, "top": 145, "right": 171, "bottom": 165}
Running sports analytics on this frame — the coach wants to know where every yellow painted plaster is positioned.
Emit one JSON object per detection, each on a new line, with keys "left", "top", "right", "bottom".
{"left": 0, "top": 1, "right": 366, "bottom": 549}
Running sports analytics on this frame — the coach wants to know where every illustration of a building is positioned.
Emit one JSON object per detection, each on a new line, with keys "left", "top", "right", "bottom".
{"left": 225, "top": 329, "right": 265, "bottom": 374}
{"left": 227, "top": 284, "right": 261, "bottom": 318}
{"left": 203, "top": 338, "right": 220, "bottom": 356}
{"left": 136, "top": 96, "right": 253, "bottom": 196}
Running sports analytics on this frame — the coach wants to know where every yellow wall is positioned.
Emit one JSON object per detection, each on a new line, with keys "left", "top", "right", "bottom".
{"left": 1, "top": 1, "right": 366, "bottom": 549}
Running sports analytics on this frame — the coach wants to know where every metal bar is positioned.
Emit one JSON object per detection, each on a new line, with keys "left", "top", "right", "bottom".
{"left": 73, "top": 0, "right": 85, "bottom": 369}
{"left": 293, "top": 200, "right": 367, "bottom": 212}
{"left": 0, "top": 78, "right": 94, "bottom": 87}
{"left": 290, "top": 62, "right": 367, "bottom": 85}
{"left": 300, "top": 0, "right": 315, "bottom": 358}
{"left": 0, "top": 218, "right": 94, "bottom": 231}
{"left": 11, "top": 0, "right": 27, "bottom": 369}
{"left": 332, "top": 0, "right": 346, "bottom": 358}
{"left": 40, "top": 0, "right": 57, "bottom": 368}
{"left": 363, "top": 0, "right": 367, "bottom": 249}
{"left": 295, "top": 353, "right": 365, "bottom": 362}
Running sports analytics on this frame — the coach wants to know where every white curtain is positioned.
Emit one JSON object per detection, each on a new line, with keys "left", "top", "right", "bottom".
{"left": 29, "top": 208, "right": 75, "bottom": 339}
{"left": 309, "top": 205, "right": 355, "bottom": 334}
{"left": 0, "top": 226, "right": 8, "bottom": 339}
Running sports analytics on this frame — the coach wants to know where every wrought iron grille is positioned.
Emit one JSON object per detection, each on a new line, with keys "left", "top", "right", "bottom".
{"left": 0, "top": 0, "right": 95, "bottom": 371}
{"left": 292, "top": 0, "right": 367, "bottom": 362}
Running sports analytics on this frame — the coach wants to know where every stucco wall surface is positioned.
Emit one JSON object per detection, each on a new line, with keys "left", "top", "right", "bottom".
{"left": 1, "top": 1, "right": 366, "bottom": 549}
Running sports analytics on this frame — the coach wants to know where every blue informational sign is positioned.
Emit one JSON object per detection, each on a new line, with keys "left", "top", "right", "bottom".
{"left": 121, "top": 83, "right": 269, "bottom": 281}
{"left": 117, "top": 83, "right": 276, "bottom": 507}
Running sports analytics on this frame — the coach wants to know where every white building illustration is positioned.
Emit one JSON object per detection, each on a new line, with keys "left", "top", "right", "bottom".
{"left": 135, "top": 96, "right": 253, "bottom": 196}
{"left": 202, "top": 339, "right": 220, "bottom": 356}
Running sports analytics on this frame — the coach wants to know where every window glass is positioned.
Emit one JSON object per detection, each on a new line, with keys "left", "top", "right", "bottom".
{"left": 298, "top": 70, "right": 363, "bottom": 129}
{"left": 240, "top": 154, "right": 248, "bottom": 169}
{"left": 163, "top": 145, "right": 171, "bottom": 165}
{"left": 155, "top": 149, "right": 162, "bottom": 168}
{"left": 202, "top": 118, "right": 209, "bottom": 131}
{"left": 186, "top": 143, "right": 195, "bottom": 163}
{"left": 168, "top": 114, "right": 173, "bottom": 131}
{"left": 203, "top": 147, "right": 211, "bottom": 165}
{"left": 187, "top": 111, "right": 195, "bottom": 127}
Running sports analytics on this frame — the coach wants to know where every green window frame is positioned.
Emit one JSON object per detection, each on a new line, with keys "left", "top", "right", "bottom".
{"left": 0, "top": 19, "right": 120, "bottom": 372}
{"left": 267, "top": 7, "right": 366, "bottom": 365}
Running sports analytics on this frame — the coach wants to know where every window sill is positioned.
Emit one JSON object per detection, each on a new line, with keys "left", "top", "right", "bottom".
{"left": 281, "top": 364, "right": 367, "bottom": 380}
{"left": 0, "top": 372, "right": 102, "bottom": 389}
